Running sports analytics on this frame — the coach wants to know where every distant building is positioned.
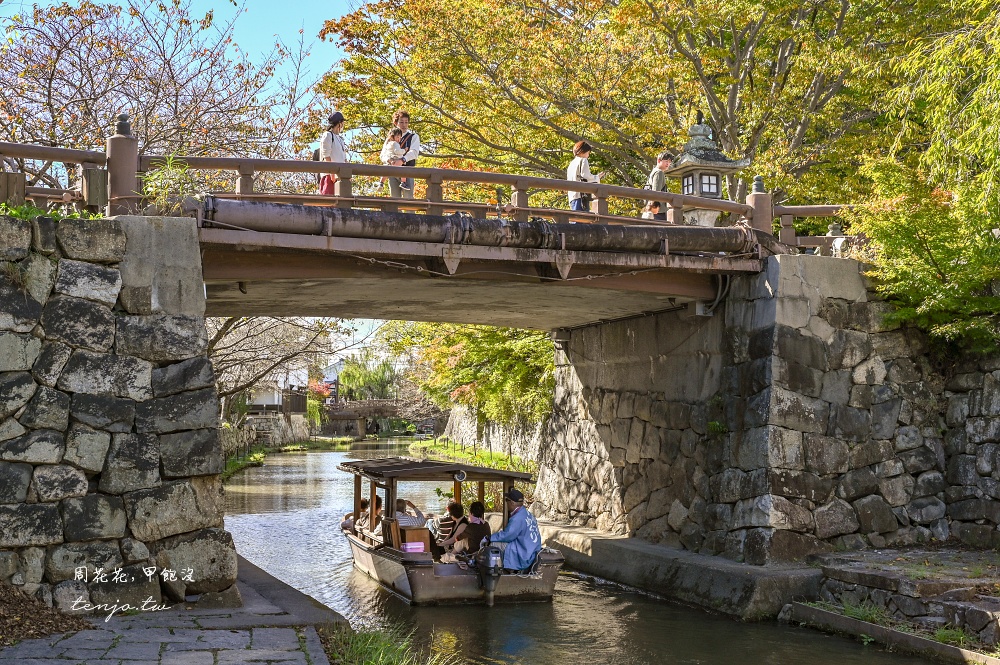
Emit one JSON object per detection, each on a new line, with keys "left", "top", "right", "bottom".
{"left": 321, "top": 359, "right": 345, "bottom": 401}
{"left": 247, "top": 365, "right": 309, "bottom": 414}
{"left": 322, "top": 359, "right": 345, "bottom": 384}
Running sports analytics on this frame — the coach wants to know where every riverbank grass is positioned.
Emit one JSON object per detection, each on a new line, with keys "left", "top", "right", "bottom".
{"left": 220, "top": 448, "right": 267, "bottom": 482}
{"left": 408, "top": 438, "right": 536, "bottom": 472}
{"left": 408, "top": 438, "right": 538, "bottom": 508}
{"left": 319, "top": 624, "right": 459, "bottom": 665}
{"left": 280, "top": 436, "right": 355, "bottom": 452}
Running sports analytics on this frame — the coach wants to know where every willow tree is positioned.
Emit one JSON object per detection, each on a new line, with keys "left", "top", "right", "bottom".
{"left": 338, "top": 350, "right": 399, "bottom": 400}
{"left": 318, "top": 0, "right": 954, "bottom": 205}
{"left": 846, "top": 0, "right": 1000, "bottom": 351}
{"left": 893, "top": 0, "right": 1000, "bottom": 207}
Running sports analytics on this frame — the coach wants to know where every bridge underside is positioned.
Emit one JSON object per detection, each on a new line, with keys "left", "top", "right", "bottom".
{"left": 200, "top": 228, "right": 762, "bottom": 329}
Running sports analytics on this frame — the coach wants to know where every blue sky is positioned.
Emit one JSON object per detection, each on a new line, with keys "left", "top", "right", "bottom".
{"left": 184, "top": 0, "right": 353, "bottom": 77}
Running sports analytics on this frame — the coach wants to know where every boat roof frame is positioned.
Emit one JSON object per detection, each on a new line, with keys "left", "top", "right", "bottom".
{"left": 337, "top": 456, "right": 533, "bottom": 484}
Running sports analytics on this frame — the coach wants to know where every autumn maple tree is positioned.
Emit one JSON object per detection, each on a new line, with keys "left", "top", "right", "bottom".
{"left": 317, "top": 0, "right": 957, "bottom": 206}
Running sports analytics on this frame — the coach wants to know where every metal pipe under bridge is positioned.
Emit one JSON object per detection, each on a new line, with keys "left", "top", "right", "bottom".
{"left": 193, "top": 197, "right": 786, "bottom": 330}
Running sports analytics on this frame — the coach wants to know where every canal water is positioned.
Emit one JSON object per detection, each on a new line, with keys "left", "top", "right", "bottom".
{"left": 225, "top": 448, "right": 930, "bottom": 664}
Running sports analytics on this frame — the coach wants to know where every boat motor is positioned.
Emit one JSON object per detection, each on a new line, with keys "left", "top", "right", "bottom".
{"left": 476, "top": 544, "right": 504, "bottom": 607}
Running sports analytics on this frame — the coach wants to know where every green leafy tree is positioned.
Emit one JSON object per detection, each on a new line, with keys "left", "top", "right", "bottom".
{"left": 382, "top": 322, "right": 554, "bottom": 427}
{"left": 845, "top": 0, "right": 1000, "bottom": 351}
{"left": 847, "top": 160, "right": 1000, "bottom": 351}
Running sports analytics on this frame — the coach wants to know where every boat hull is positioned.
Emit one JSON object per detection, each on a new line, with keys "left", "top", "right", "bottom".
{"left": 345, "top": 531, "right": 563, "bottom": 605}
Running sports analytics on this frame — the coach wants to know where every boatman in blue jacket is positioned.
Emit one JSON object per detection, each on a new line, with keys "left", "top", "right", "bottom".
{"left": 489, "top": 488, "right": 541, "bottom": 573}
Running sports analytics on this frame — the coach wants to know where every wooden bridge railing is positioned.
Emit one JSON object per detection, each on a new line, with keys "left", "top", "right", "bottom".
{"left": 137, "top": 153, "right": 754, "bottom": 230}
{"left": 0, "top": 116, "right": 852, "bottom": 253}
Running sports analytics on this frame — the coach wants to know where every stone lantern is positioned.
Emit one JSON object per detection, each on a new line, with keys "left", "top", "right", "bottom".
{"left": 665, "top": 111, "right": 750, "bottom": 227}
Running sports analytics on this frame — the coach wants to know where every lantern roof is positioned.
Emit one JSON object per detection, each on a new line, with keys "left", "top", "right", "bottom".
{"left": 665, "top": 111, "right": 750, "bottom": 178}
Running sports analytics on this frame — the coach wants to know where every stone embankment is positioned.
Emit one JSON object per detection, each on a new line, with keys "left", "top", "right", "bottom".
{"left": 536, "top": 255, "right": 1000, "bottom": 564}
{"left": 816, "top": 549, "right": 1000, "bottom": 647}
{"left": 0, "top": 214, "right": 238, "bottom": 611}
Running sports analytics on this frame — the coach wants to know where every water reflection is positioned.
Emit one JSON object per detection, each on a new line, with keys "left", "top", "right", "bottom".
{"left": 225, "top": 448, "right": 930, "bottom": 665}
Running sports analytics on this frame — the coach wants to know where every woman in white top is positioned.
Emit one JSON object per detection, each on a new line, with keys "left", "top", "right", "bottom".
{"left": 318, "top": 111, "right": 347, "bottom": 195}
{"left": 566, "top": 140, "right": 606, "bottom": 212}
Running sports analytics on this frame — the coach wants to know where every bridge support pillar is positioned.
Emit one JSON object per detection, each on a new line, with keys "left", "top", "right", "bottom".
{"left": 0, "top": 214, "right": 240, "bottom": 608}
{"left": 106, "top": 113, "right": 140, "bottom": 216}
{"left": 535, "top": 254, "right": 912, "bottom": 566}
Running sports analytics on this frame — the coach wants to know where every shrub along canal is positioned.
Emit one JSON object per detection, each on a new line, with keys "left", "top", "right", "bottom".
{"left": 225, "top": 448, "right": 931, "bottom": 664}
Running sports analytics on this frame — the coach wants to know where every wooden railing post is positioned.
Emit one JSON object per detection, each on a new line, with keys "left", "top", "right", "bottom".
{"left": 237, "top": 164, "right": 254, "bottom": 195}
{"left": 667, "top": 203, "right": 684, "bottom": 225}
{"left": 334, "top": 167, "right": 352, "bottom": 208}
{"left": 512, "top": 181, "right": 529, "bottom": 221}
{"left": 427, "top": 173, "right": 444, "bottom": 216}
{"left": 779, "top": 214, "right": 795, "bottom": 245}
{"left": 106, "top": 113, "right": 139, "bottom": 216}
{"left": 593, "top": 185, "right": 608, "bottom": 221}
{"left": 79, "top": 161, "right": 108, "bottom": 212}
{"left": 745, "top": 175, "right": 774, "bottom": 234}
{"left": 0, "top": 172, "right": 26, "bottom": 207}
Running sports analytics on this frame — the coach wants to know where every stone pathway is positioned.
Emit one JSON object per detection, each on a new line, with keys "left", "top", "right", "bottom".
{"left": 0, "top": 562, "right": 338, "bottom": 665}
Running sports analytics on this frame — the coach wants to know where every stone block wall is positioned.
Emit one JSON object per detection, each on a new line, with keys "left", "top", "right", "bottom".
{"left": 534, "top": 298, "right": 728, "bottom": 546}
{"left": 442, "top": 405, "right": 544, "bottom": 462}
{"left": 535, "top": 254, "right": 1000, "bottom": 564}
{"left": 0, "top": 214, "right": 238, "bottom": 610}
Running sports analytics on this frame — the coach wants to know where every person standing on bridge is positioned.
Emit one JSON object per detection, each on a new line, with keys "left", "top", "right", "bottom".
{"left": 644, "top": 150, "right": 674, "bottom": 221}
{"left": 389, "top": 110, "right": 420, "bottom": 200}
{"left": 318, "top": 111, "right": 348, "bottom": 196}
{"left": 567, "top": 141, "right": 605, "bottom": 213}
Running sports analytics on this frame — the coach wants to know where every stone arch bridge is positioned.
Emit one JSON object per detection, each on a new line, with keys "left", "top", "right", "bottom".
{"left": 3, "top": 129, "right": 994, "bottom": 614}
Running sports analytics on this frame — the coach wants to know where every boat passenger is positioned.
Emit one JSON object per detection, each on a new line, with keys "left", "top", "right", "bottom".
{"left": 488, "top": 489, "right": 541, "bottom": 573}
{"left": 355, "top": 495, "right": 383, "bottom": 533}
{"left": 394, "top": 498, "right": 426, "bottom": 527}
{"left": 340, "top": 497, "right": 369, "bottom": 532}
{"left": 431, "top": 500, "right": 462, "bottom": 541}
{"left": 441, "top": 500, "right": 491, "bottom": 554}
{"left": 432, "top": 502, "right": 467, "bottom": 558}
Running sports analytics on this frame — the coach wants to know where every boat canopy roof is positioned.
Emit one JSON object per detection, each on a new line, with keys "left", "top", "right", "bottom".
{"left": 337, "top": 456, "right": 532, "bottom": 483}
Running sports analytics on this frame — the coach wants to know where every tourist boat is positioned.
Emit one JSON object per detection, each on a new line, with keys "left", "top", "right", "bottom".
{"left": 338, "top": 457, "right": 564, "bottom": 605}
